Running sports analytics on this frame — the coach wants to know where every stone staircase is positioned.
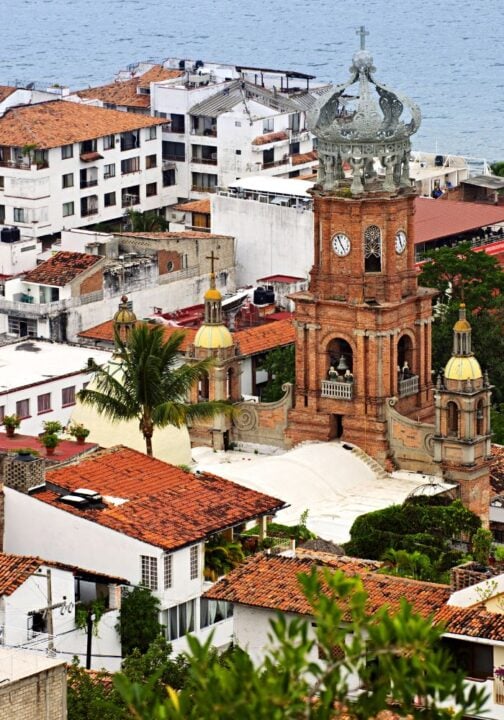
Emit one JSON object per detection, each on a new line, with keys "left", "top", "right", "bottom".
{"left": 350, "top": 446, "right": 389, "bottom": 480}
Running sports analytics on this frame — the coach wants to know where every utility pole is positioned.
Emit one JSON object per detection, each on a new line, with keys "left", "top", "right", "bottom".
{"left": 46, "top": 569, "right": 54, "bottom": 656}
{"left": 85, "top": 611, "right": 94, "bottom": 670}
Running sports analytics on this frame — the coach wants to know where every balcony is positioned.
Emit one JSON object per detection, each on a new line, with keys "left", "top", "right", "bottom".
{"left": 80, "top": 179, "right": 98, "bottom": 189}
{"left": 321, "top": 380, "right": 354, "bottom": 400}
{"left": 191, "top": 128, "right": 217, "bottom": 138}
{"left": 191, "top": 185, "right": 217, "bottom": 194}
{"left": 0, "top": 159, "right": 48, "bottom": 171}
{"left": 81, "top": 207, "right": 98, "bottom": 217}
{"left": 398, "top": 375, "right": 419, "bottom": 398}
{"left": 191, "top": 156, "right": 217, "bottom": 166}
{"left": 494, "top": 675, "right": 504, "bottom": 705}
{"left": 262, "top": 157, "right": 289, "bottom": 170}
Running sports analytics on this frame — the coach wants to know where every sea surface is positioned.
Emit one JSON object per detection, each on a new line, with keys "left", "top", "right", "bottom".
{"left": 0, "top": 0, "right": 502, "bottom": 160}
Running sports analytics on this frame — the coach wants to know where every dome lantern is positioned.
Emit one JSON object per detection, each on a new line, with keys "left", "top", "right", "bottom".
{"left": 194, "top": 250, "right": 234, "bottom": 350}
{"left": 113, "top": 295, "right": 137, "bottom": 345}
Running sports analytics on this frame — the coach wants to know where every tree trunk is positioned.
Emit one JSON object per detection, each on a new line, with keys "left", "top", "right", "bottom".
{"left": 145, "top": 434, "right": 153, "bottom": 457}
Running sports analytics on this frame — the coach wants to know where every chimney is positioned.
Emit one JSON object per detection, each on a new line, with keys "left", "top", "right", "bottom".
{"left": 2, "top": 454, "right": 45, "bottom": 494}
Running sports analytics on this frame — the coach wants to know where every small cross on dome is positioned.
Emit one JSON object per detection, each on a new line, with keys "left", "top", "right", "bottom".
{"left": 356, "top": 25, "right": 369, "bottom": 50}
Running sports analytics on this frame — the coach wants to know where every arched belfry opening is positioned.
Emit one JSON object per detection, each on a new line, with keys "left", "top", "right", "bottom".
{"left": 447, "top": 401, "right": 459, "bottom": 437}
{"left": 327, "top": 338, "right": 353, "bottom": 376}
{"left": 397, "top": 335, "right": 414, "bottom": 375}
{"left": 364, "top": 225, "right": 382, "bottom": 273}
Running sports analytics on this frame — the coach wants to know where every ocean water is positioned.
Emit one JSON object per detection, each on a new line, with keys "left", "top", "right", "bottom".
{"left": 0, "top": 0, "right": 502, "bottom": 159}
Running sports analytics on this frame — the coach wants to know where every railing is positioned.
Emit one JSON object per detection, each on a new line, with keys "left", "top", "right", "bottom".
{"left": 494, "top": 676, "right": 504, "bottom": 705}
{"left": 191, "top": 185, "right": 217, "bottom": 193}
{"left": 191, "top": 128, "right": 217, "bottom": 137}
{"left": 262, "top": 158, "right": 289, "bottom": 170}
{"left": 81, "top": 207, "right": 98, "bottom": 217}
{"left": 80, "top": 179, "right": 98, "bottom": 188}
{"left": 158, "top": 265, "right": 200, "bottom": 284}
{"left": 321, "top": 380, "right": 354, "bottom": 400}
{"left": 191, "top": 156, "right": 217, "bottom": 165}
{"left": 163, "top": 125, "right": 185, "bottom": 134}
{"left": 0, "top": 290, "right": 106, "bottom": 315}
{"left": 398, "top": 375, "right": 419, "bottom": 398}
{"left": 163, "top": 154, "right": 185, "bottom": 162}
{"left": 187, "top": 225, "right": 210, "bottom": 233}
{"left": 0, "top": 160, "right": 46, "bottom": 171}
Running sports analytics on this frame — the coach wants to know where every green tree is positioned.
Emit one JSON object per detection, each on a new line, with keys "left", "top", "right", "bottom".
{"left": 490, "top": 161, "right": 504, "bottom": 177}
{"left": 79, "top": 324, "right": 231, "bottom": 456}
{"left": 204, "top": 533, "right": 245, "bottom": 581}
{"left": 116, "top": 586, "right": 162, "bottom": 657}
{"left": 115, "top": 569, "right": 486, "bottom": 719}
{"left": 126, "top": 208, "right": 169, "bottom": 232}
{"left": 492, "top": 403, "right": 504, "bottom": 444}
{"left": 259, "top": 345, "right": 295, "bottom": 402}
{"left": 419, "top": 243, "right": 504, "bottom": 401}
{"left": 472, "top": 527, "right": 493, "bottom": 566}
{"left": 67, "top": 660, "right": 125, "bottom": 720}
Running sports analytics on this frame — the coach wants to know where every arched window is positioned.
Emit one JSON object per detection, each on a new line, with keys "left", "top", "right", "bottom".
{"left": 364, "top": 225, "right": 382, "bottom": 273}
{"left": 397, "top": 335, "right": 414, "bottom": 376}
{"left": 226, "top": 367, "right": 233, "bottom": 400}
{"left": 327, "top": 338, "right": 353, "bottom": 379}
{"left": 199, "top": 372, "right": 210, "bottom": 401}
{"left": 447, "top": 401, "right": 459, "bottom": 437}
{"left": 476, "top": 400, "right": 484, "bottom": 436}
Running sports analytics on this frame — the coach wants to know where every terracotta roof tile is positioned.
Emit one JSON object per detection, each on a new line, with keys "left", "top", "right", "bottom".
{"left": 35, "top": 446, "right": 287, "bottom": 552}
{"left": 76, "top": 66, "right": 183, "bottom": 108}
{"left": 252, "top": 131, "right": 289, "bottom": 146}
{"left": 414, "top": 198, "right": 504, "bottom": 245}
{"left": 0, "top": 554, "right": 42, "bottom": 596}
{"left": 23, "top": 252, "right": 102, "bottom": 287}
{"left": 291, "top": 150, "right": 318, "bottom": 166}
{"left": 435, "top": 603, "right": 504, "bottom": 641}
{"left": 0, "top": 100, "right": 164, "bottom": 149}
{"left": 205, "top": 554, "right": 450, "bottom": 618}
{"left": 491, "top": 444, "right": 504, "bottom": 493}
{"left": 173, "top": 199, "right": 211, "bottom": 214}
{"left": 79, "top": 317, "right": 295, "bottom": 357}
{"left": 118, "top": 230, "right": 228, "bottom": 241}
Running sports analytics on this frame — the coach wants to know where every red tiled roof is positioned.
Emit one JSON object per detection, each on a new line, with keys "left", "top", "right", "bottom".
{"left": 435, "top": 603, "right": 504, "bottom": 641}
{"left": 252, "top": 131, "right": 288, "bottom": 146}
{"left": 76, "top": 66, "right": 183, "bottom": 108}
{"left": 79, "top": 317, "right": 295, "bottom": 357}
{"left": 0, "top": 554, "right": 42, "bottom": 596}
{"left": 257, "top": 274, "right": 306, "bottom": 283}
{"left": 35, "top": 446, "right": 287, "bottom": 552}
{"left": 205, "top": 554, "right": 450, "bottom": 618}
{"left": 0, "top": 432, "right": 97, "bottom": 464}
{"left": 0, "top": 86, "right": 16, "bottom": 103}
{"left": 118, "top": 230, "right": 228, "bottom": 241}
{"left": 414, "top": 198, "right": 504, "bottom": 245}
{"left": 291, "top": 150, "right": 317, "bottom": 166}
{"left": 23, "top": 252, "right": 102, "bottom": 287}
{"left": 173, "top": 199, "right": 211, "bottom": 214}
{"left": 0, "top": 101, "right": 164, "bottom": 149}
{"left": 491, "top": 444, "right": 504, "bottom": 494}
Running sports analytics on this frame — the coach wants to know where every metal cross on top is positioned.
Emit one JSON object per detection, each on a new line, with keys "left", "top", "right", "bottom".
{"left": 356, "top": 25, "right": 369, "bottom": 50}
{"left": 206, "top": 250, "right": 219, "bottom": 272}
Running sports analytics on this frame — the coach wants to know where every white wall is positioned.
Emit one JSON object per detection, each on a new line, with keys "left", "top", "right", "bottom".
{"left": 212, "top": 194, "right": 313, "bottom": 285}
{"left": 0, "top": 237, "right": 41, "bottom": 275}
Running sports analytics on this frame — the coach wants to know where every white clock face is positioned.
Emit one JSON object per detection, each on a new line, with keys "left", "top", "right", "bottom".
{"left": 395, "top": 230, "right": 407, "bottom": 254}
{"left": 332, "top": 233, "right": 351, "bottom": 257}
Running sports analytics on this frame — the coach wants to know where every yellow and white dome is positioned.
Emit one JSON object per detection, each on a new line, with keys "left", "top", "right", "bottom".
{"left": 444, "top": 355, "right": 482, "bottom": 382}
{"left": 194, "top": 324, "right": 234, "bottom": 349}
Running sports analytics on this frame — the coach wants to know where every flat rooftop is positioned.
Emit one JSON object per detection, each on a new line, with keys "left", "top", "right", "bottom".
{"left": 0, "top": 647, "right": 64, "bottom": 683}
{"left": 227, "top": 176, "right": 315, "bottom": 197}
{"left": 0, "top": 340, "right": 111, "bottom": 392}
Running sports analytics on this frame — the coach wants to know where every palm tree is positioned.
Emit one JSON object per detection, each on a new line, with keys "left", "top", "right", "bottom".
{"left": 78, "top": 324, "right": 231, "bottom": 457}
{"left": 126, "top": 209, "right": 169, "bottom": 232}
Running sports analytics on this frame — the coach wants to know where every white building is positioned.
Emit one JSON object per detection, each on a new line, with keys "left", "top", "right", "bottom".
{"left": 0, "top": 338, "right": 111, "bottom": 435}
{"left": 0, "top": 99, "right": 171, "bottom": 238}
{"left": 3, "top": 445, "right": 287, "bottom": 663}
{"left": 0, "top": 551, "right": 124, "bottom": 670}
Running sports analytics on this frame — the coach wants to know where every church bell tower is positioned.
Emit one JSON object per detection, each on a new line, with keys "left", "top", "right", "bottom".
{"left": 287, "top": 34, "right": 436, "bottom": 462}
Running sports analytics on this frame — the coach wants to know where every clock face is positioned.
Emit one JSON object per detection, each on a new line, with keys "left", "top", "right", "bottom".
{"left": 395, "top": 230, "right": 407, "bottom": 254}
{"left": 332, "top": 233, "right": 351, "bottom": 257}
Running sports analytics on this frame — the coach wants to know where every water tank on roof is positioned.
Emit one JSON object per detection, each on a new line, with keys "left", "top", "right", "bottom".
{"left": 194, "top": 60, "right": 204, "bottom": 70}
{"left": 253, "top": 286, "right": 275, "bottom": 305}
{"left": 434, "top": 155, "right": 444, "bottom": 167}
{"left": 1, "top": 227, "right": 20, "bottom": 243}
{"left": 179, "top": 59, "right": 186, "bottom": 70}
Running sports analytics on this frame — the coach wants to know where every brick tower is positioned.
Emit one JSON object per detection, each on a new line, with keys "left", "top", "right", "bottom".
{"left": 433, "top": 305, "right": 492, "bottom": 523}
{"left": 286, "top": 39, "right": 436, "bottom": 463}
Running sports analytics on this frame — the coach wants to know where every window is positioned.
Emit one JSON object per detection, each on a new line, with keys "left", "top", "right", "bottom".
{"left": 37, "top": 393, "right": 51, "bottom": 414}
{"left": 0, "top": 406, "right": 4, "bottom": 423}
{"left": 121, "top": 157, "right": 140, "bottom": 175}
{"left": 141, "top": 555, "right": 158, "bottom": 590}
{"left": 447, "top": 402, "right": 459, "bottom": 437}
{"left": 80, "top": 139, "right": 97, "bottom": 154}
{"left": 62, "top": 386, "right": 76, "bottom": 407}
{"left": 0, "top": 176, "right": 4, "bottom": 189}
{"left": 190, "top": 545, "right": 199, "bottom": 580}
{"left": 104, "top": 191, "right": 116, "bottom": 207}
{"left": 147, "top": 126, "right": 157, "bottom": 140}
{"left": 104, "top": 163, "right": 115, "bottom": 179}
{"left": 61, "top": 144, "right": 73, "bottom": 159}
{"left": 146, "top": 154, "right": 157, "bottom": 169}
{"left": 16, "top": 398, "right": 30, "bottom": 419}
{"left": 13, "top": 208, "right": 26, "bottom": 223}
{"left": 163, "top": 168, "right": 176, "bottom": 187}
{"left": 289, "top": 141, "right": 300, "bottom": 156}
{"left": 235, "top": 149, "right": 241, "bottom": 155}
{"left": 263, "top": 117, "right": 274, "bottom": 133}
{"left": 163, "top": 141, "right": 185, "bottom": 162}
{"left": 200, "top": 598, "right": 233, "bottom": 628}
{"left": 8, "top": 317, "right": 37, "bottom": 337}
{"left": 262, "top": 148, "right": 274, "bottom": 166}
{"left": 120, "top": 130, "right": 140, "bottom": 151}
{"left": 62, "top": 201, "right": 74, "bottom": 217}
{"left": 146, "top": 182, "right": 157, "bottom": 197}
{"left": 103, "top": 134, "right": 115, "bottom": 150}
{"left": 289, "top": 112, "right": 301, "bottom": 132}
{"left": 164, "top": 600, "right": 195, "bottom": 640}
{"left": 169, "top": 113, "right": 185, "bottom": 133}
{"left": 0, "top": 205, "right": 4, "bottom": 224}
{"left": 164, "top": 554, "right": 173, "bottom": 589}
{"left": 364, "top": 225, "right": 382, "bottom": 273}
{"left": 62, "top": 172, "right": 74, "bottom": 189}
{"left": 234, "top": 121, "right": 241, "bottom": 127}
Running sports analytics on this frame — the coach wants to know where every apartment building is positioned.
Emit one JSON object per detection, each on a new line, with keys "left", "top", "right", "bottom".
{"left": 0, "top": 100, "right": 171, "bottom": 238}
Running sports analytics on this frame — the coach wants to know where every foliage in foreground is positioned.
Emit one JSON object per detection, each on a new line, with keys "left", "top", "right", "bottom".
{"left": 116, "top": 587, "right": 162, "bottom": 657}
{"left": 115, "top": 569, "right": 486, "bottom": 719}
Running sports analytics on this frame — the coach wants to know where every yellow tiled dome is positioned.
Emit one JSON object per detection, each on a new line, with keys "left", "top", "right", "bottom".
{"left": 204, "top": 287, "right": 222, "bottom": 301}
{"left": 444, "top": 356, "right": 482, "bottom": 381}
{"left": 194, "top": 324, "right": 233, "bottom": 349}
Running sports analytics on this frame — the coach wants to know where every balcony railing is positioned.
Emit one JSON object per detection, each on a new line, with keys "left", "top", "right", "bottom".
{"left": 163, "top": 154, "right": 185, "bottom": 163}
{"left": 494, "top": 676, "right": 504, "bottom": 704}
{"left": 191, "top": 185, "right": 217, "bottom": 193}
{"left": 321, "top": 380, "right": 354, "bottom": 400}
{"left": 81, "top": 207, "right": 98, "bottom": 217}
{"left": 262, "top": 158, "right": 289, "bottom": 170}
{"left": 398, "top": 375, "right": 419, "bottom": 397}
{"left": 191, "top": 156, "right": 217, "bottom": 165}
{"left": 80, "top": 179, "right": 98, "bottom": 188}
{"left": 0, "top": 160, "right": 48, "bottom": 171}
{"left": 191, "top": 128, "right": 217, "bottom": 137}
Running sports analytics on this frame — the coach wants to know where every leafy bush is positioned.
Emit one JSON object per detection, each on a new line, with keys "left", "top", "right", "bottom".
{"left": 116, "top": 587, "right": 162, "bottom": 656}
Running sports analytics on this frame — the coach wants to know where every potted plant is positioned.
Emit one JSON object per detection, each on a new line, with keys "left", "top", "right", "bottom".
{"left": 42, "top": 420, "right": 63, "bottom": 435}
{"left": 67, "top": 422, "right": 90, "bottom": 444}
{"left": 16, "top": 447, "right": 39, "bottom": 461}
{"left": 3, "top": 414, "right": 21, "bottom": 438}
{"left": 39, "top": 433, "right": 60, "bottom": 456}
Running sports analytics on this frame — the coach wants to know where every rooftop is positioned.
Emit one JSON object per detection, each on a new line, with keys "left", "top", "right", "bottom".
{"left": 22, "top": 251, "right": 102, "bottom": 286}
{"left": 33, "top": 446, "right": 287, "bottom": 552}
{"left": 173, "top": 199, "right": 211, "bottom": 214}
{"left": 0, "top": 100, "right": 164, "bottom": 149}
{"left": 227, "top": 175, "right": 315, "bottom": 197}
{"left": 189, "top": 80, "right": 301, "bottom": 118}
{"left": 257, "top": 274, "right": 306, "bottom": 283}
{"left": 0, "top": 647, "right": 64, "bottom": 683}
{"left": 0, "top": 432, "right": 97, "bottom": 463}
{"left": 0, "top": 86, "right": 16, "bottom": 103}
{"left": 462, "top": 175, "right": 504, "bottom": 190}
{"left": 204, "top": 553, "right": 450, "bottom": 618}
{"left": 0, "top": 339, "right": 111, "bottom": 393}
{"left": 414, "top": 198, "right": 504, "bottom": 245}
{"left": 118, "top": 230, "right": 229, "bottom": 241}
{"left": 76, "top": 65, "right": 183, "bottom": 108}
